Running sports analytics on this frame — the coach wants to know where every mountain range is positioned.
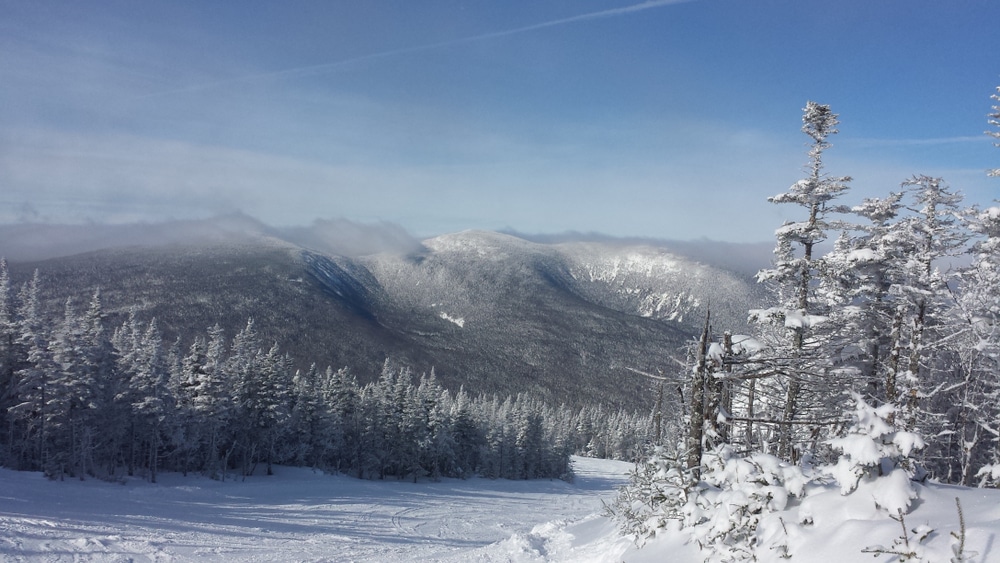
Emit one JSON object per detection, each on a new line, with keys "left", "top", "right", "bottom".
{"left": 3, "top": 218, "right": 768, "bottom": 408}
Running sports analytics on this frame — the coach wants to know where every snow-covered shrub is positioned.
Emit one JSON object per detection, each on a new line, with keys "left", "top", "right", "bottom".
{"left": 826, "top": 393, "right": 926, "bottom": 514}
{"left": 975, "top": 463, "right": 1000, "bottom": 487}
{"left": 861, "top": 509, "right": 935, "bottom": 562}
{"left": 861, "top": 497, "right": 975, "bottom": 563}
{"left": 606, "top": 446, "right": 692, "bottom": 544}
{"left": 687, "top": 445, "right": 809, "bottom": 561}
{"left": 610, "top": 444, "right": 811, "bottom": 561}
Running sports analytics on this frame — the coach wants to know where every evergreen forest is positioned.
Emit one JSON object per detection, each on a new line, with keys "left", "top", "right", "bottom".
{"left": 0, "top": 273, "right": 652, "bottom": 482}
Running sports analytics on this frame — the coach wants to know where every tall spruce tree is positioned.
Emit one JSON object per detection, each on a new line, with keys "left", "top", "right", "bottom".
{"left": 324, "top": 366, "right": 361, "bottom": 474}
{"left": 818, "top": 192, "right": 906, "bottom": 402}
{"left": 194, "top": 324, "right": 232, "bottom": 479}
{"left": 753, "top": 101, "right": 853, "bottom": 461}
{"left": 130, "top": 319, "right": 171, "bottom": 482}
{"left": 0, "top": 259, "right": 17, "bottom": 466}
{"left": 894, "top": 176, "right": 967, "bottom": 434}
{"left": 46, "top": 298, "right": 93, "bottom": 479}
{"left": 288, "top": 364, "right": 321, "bottom": 467}
{"left": 255, "top": 343, "right": 291, "bottom": 475}
{"left": 974, "top": 86, "right": 1000, "bottom": 484}
{"left": 10, "top": 271, "right": 52, "bottom": 472}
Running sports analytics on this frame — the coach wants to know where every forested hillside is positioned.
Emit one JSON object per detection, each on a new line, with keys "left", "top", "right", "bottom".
{"left": 0, "top": 228, "right": 758, "bottom": 482}
{"left": 0, "top": 264, "right": 656, "bottom": 481}
{"left": 3, "top": 232, "right": 759, "bottom": 409}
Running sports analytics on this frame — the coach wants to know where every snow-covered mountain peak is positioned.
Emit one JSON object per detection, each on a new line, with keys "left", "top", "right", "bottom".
{"left": 564, "top": 244, "right": 687, "bottom": 280}
{"left": 552, "top": 240, "right": 761, "bottom": 330}
{"left": 393, "top": 233, "right": 764, "bottom": 333}
{"left": 423, "top": 230, "right": 548, "bottom": 260}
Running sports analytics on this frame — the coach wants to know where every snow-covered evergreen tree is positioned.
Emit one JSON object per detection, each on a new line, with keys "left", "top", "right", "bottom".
{"left": 169, "top": 335, "right": 204, "bottom": 476}
{"left": 818, "top": 192, "right": 906, "bottom": 402}
{"left": 414, "top": 372, "right": 455, "bottom": 480}
{"left": 752, "top": 101, "right": 853, "bottom": 461}
{"left": 449, "top": 387, "right": 482, "bottom": 478}
{"left": 324, "top": 365, "right": 361, "bottom": 474}
{"left": 45, "top": 298, "right": 95, "bottom": 479}
{"left": 80, "top": 289, "right": 116, "bottom": 477}
{"left": 827, "top": 393, "right": 925, "bottom": 514}
{"left": 0, "top": 260, "right": 15, "bottom": 463}
{"left": 287, "top": 363, "right": 323, "bottom": 467}
{"left": 129, "top": 319, "right": 171, "bottom": 482}
{"left": 969, "top": 88, "right": 1000, "bottom": 484}
{"left": 255, "top": 343, "right": 292, "bottom": 475}
{"left": 193, "top": 323, "right": 232, "bottom": 478}
{"left": 9, "top": 271, "right": 53, "bottom": 472}
{"left": 891, "top": 176, "right": 967, "bottom": 434}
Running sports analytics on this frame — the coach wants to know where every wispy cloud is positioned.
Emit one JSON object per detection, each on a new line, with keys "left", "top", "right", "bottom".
{"left": 138, "top": 0, "right": 694, "bottom": 99}
{"left": 0, "top": 119, "right": 796, "bottom": 241}
{"left": 846, "top": 135, "right": 992, "bottom": 148}
{"left": 448, "top": 0, "right": 694, "bottom": 39}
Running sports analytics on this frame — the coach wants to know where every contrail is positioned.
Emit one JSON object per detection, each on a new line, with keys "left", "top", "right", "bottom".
{"left": 848, "top": 136, "right": 991, "bottom": 148}
{"left": 138, "top": 0, "right": 694, "bottom": 99}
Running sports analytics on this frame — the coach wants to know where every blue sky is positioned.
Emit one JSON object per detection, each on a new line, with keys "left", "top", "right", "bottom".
{"left": 1, "top": 0, "right": 998, "bottom": 242}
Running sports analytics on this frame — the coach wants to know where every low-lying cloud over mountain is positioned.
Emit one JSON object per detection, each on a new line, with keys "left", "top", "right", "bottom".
{"left": 0, "top": 215, "right": 425, "bottom": 262}
{"left": 2, "top": 218, "right": 768, "bottom": 407}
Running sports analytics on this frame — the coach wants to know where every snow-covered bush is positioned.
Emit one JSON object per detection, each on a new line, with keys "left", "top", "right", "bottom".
{"left": 975, "top": 463, "right": 1000, "bottom": 487}
{"left": 606, "top": 446, "right": 692, "bottom": 544}
{"left": 610, "top": 445, "right": 811, "bottom": 561}
{"left": 687, "top": 445, "right": 809, "bottom": 561}
{"left": 826, "top": 393, "right": 925, "bottom": 514}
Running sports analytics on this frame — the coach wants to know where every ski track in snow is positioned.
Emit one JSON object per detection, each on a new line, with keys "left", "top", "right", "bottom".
{"left": 0, "top": 456, "right": 633, "bottom": 562}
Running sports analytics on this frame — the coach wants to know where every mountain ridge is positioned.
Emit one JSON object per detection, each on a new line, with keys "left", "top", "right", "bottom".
{"left": 4, "top": 227, "right": 766, "bottom": 408}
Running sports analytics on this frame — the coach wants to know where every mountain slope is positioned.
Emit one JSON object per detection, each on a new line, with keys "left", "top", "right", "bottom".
{"left": 557, "top": 241, "right": 762, "bottom": 334}
{"left": 7, "top": 230, "right": 764, "bottom": 408}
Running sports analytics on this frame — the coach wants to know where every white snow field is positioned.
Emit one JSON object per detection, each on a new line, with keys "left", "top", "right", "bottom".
{"left": 619, "top": 481, "right": 1000, "bottom": 563}
{"left": 4, "top": 455, "right": 1000, "bottom": 562}
{"left": 0, "top": 456, "right": 636, "bottom": 562}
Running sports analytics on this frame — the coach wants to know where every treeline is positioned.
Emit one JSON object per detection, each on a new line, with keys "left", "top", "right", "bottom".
{"left": 0, "top": 263, "right": 651, "bottom": 482}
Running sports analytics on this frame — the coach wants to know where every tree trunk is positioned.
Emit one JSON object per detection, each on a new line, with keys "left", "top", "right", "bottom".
{"left": 745, "top": 379, "right": 756, "bottom": 453}
{"left": 686, "top": 310, "right": 711, "bottom": 481}
{"left": 885, "top": 306, "right": 905, "bottom": 423}
{"left": 149, "top": 427, "right": 158, "bottom": 484}
{"left": 778, "top": 328, "right": 805, "bottom": 462}
{"left": 903, "top": 300, "right": 926, "bottom": 432}
{"left": 653, "top": 382, "right": 663, "bottom": 444}
{"left": 778, "top": 378, "right": 800, "bottom": 462}
{"left": 719, "top": 332, "right": 734, "bottom": 444}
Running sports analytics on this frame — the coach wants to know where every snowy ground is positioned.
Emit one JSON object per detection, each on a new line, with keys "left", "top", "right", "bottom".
{"left": 617, "top": 476, "right": 1000, "bottom": 563}
{"left": 4, "top": 456, "right": 1000, "bottom": 562}
{"left": 0, "top": 456, "right": 636, "bottom": 562}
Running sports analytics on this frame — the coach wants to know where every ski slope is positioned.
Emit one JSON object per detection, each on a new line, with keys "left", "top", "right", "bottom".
{"left": 5, "top": 454, "right": 1000, "bottom": 562}
{"left": 0, "top": 456, "right": 635, "bottom": 562}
